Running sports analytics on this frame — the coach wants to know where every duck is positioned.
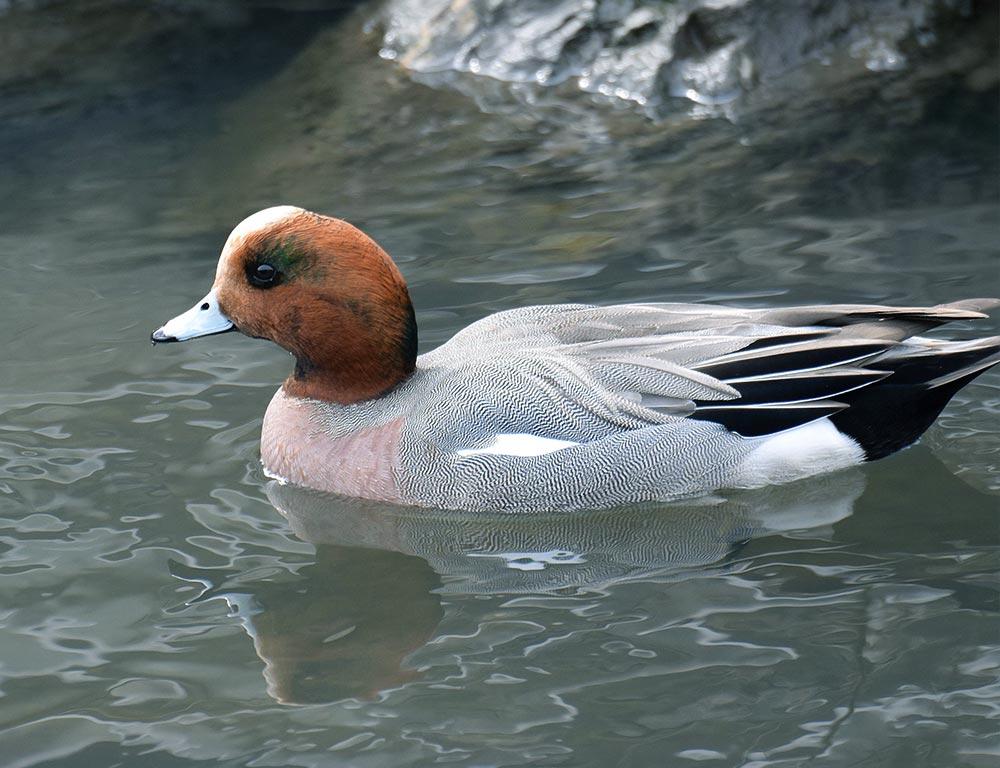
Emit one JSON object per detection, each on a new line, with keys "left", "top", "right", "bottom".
{"left": 151, "top": 206, "right": 1000, "bottom": 512}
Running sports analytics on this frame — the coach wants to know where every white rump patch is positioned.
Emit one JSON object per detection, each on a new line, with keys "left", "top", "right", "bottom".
{"left": 456, "top": 433, "right": 579, "bottom": 458}
{"left": 736, "top": 418, "right": 865, "bottom": 487}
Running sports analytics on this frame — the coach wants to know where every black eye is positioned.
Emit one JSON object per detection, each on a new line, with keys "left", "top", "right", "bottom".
{"left": 249, "top": 263, "right": 278, "bottom": 288}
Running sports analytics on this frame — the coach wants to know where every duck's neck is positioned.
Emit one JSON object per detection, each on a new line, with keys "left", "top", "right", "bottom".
{"left": 281, "top": 301, "right": 418, "bottom": 405}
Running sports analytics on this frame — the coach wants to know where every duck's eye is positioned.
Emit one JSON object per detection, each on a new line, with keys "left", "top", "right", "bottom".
{"left": 249, "top": 263, "right": 278, "bottom": 288}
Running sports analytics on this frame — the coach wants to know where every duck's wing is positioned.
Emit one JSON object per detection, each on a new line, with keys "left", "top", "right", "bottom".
{"left": 417, "top": 300, "right": 1000, "bottom": 447}
{"left": 561, "top": 300, "right": 1000, "bottom": 436}
{"left": 429, "top": 299, "right": 999, "bottom": 354}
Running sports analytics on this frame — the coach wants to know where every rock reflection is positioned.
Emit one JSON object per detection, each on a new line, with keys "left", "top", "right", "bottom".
{"left": 231, "top": 473, "right": 864, "bottom": 704}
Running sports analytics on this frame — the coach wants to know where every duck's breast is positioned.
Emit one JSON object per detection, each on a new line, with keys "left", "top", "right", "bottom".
{"left": 261, "top": 388, "right": 405, "bottom": 503}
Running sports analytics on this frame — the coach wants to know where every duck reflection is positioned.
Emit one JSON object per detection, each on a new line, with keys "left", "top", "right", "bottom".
{"left": 225, "top": 470, "right": 867, "bottom": 704}
{"left": 269, "top": 472, "right": 865, "bottom": 595}
{"left": 228, "top": 547, "right": 443, "bottom": 705}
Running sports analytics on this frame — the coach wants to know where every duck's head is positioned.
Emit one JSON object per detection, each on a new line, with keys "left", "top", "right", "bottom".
{"left": 152, "top": 206, "right": 417, "bottom": 404}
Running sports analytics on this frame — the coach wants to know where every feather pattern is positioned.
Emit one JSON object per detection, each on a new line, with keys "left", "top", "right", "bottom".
{"left": 299, "top": 299, "right": 1000, "bottom": 511}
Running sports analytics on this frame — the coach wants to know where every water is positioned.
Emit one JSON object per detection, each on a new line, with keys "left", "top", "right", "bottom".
{"left": 0, "top": 3, "right": 998, "bottom": 767}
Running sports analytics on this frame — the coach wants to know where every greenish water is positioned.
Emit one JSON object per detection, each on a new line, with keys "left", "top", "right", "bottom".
{"left": 0, "top": 4, "right": 998, "bottom": 767}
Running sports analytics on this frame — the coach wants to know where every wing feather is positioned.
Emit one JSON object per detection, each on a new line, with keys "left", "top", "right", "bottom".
{"left": 418, "top": 299, "right": 1000, "bottom": 442}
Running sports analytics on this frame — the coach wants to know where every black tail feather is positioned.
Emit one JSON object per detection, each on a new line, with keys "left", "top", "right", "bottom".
{"left": 830, "top": 341, "right": 1000, "bottom": 460}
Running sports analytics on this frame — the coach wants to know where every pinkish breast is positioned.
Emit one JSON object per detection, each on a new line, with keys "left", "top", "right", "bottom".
{"left": 260, "top": 388, "right": 405, "bottom": 503}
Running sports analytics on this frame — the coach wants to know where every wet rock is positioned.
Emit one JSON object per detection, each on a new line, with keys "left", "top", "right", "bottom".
{"left": 375, "top": 0, "right": 983, "bottom": 115}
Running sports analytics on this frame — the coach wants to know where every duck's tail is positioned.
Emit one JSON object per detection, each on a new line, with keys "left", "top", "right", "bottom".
{"left": 830, "top": 334, "right": 1000, "bottom": 460}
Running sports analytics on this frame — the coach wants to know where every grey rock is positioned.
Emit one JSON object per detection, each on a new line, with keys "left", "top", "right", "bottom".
{"left": 376, "top": 0, "right": 974, "bottom": 115}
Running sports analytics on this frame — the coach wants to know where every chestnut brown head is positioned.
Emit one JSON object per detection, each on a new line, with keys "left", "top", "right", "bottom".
{"left": 152, "top": 206, "right": 417, "bottom": 404}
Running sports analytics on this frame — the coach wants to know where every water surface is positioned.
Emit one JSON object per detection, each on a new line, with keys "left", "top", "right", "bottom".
{"left": 0, "top": 4, "right": 997, "bottom": 767}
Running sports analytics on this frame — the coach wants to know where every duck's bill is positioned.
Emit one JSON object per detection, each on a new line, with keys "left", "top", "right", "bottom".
{"left": 151, "top": 289, "right": 235, "bottom": 343}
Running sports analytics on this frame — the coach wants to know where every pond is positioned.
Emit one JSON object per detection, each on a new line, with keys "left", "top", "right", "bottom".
{"left": 1, "top": 3, "right": 997, "bottom": 767}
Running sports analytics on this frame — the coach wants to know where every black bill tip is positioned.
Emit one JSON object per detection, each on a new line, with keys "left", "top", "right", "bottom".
{"left": 150, "top": 328, "right": 178, "bottom": 344}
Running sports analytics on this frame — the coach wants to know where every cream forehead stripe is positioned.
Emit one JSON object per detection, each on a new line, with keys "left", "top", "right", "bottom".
{"left": 219, "top": 206, "right": 305, "bottom": 264}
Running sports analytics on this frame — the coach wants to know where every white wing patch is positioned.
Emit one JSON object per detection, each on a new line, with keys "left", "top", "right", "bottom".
{"left": 456, "top": 433, "right": 580, "bottom": 457}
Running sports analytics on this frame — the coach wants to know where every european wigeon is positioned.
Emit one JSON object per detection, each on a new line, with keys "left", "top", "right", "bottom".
{"left": 152, "top": 206, "right": 1000, "bottom": 512}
